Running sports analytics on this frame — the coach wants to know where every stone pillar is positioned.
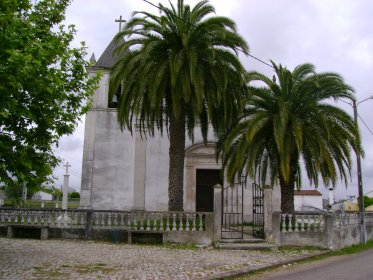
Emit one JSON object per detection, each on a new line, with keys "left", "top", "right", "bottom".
{"left": 85, "top": 210, "right": 93, "bottom": 240}
{"left": 263, "top": 185, "right": 274, "bottom": 242}
{"left": 62, "top": 177, "right": 69, "bottom": 210}
{"left": 213, "top": 184, "right": 223, "bottom": 243}
{"left": 185, "top": 163, "right": 194, "bottom": 211}
{"left": 62, "top": 162, "right": 71, "bottom": 210}
{"left": 40, "top": 228, "right": 48, "bottom": 240}
{"left": 324, "top": 213, "right": 335, "bottom": 250}
{"left": 7, "top": 226, "right": 14, "bottom": 238}
{"left": 132, "top": 129, "right": 146, "bottom": 210}
{"left": 272, "top": 212, "right": 282, "bottom": 246}
{"left": 22, "top": 182, "right": 27, "bottom": 206}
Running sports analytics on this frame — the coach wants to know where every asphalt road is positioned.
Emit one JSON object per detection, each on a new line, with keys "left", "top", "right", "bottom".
{"left": 247, "top": 249, "right": 373, "bottom": 280}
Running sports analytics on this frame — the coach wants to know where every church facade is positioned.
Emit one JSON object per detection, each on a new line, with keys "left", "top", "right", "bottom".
{"left": 79, "top": 35, "right": 280, "bottom": 221}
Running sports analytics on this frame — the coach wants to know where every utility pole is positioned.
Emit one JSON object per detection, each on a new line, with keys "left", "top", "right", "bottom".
{"left": 352, "top": 99, "right": 366, "bottom": 244}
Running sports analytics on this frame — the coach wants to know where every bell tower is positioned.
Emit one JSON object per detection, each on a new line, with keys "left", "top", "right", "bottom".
{"left": 79, "top": 17, "right": 138, "bottom": 210}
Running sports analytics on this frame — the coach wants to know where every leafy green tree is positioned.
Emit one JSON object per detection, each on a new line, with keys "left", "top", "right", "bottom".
{"left": 110, "top": 0, "right": 248, "bottom": 210}
{"left": 0, "top": 0, "right": 99, "bottom": 186}
{"left": 364, "top": 196, "right": 373, "bottom": 208}
{"left": 68, "top": 191, "right": 80, "bottom": 199}
{"left": 1, "top": 180, "right": 40, "bottom": 207}
{"left": 218, "top": 61, "right": 362, "bottom": 212}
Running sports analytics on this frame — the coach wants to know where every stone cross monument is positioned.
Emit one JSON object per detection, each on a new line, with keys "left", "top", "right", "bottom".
{"left": 62, "top": 162, "right": 71, "bottom": 210}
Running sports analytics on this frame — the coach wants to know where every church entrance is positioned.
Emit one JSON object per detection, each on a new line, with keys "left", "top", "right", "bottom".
{"left": 195, "top": 169, "right": 222, "bottom": 212}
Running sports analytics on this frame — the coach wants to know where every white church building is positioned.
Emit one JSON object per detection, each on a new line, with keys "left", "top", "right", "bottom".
{"left": 79, "top": 33, "right": 280, "bottom": 221}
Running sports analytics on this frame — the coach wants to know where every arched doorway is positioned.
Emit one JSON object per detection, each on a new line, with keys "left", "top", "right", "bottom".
{"left": 184, "top": 143, "right": 223, "bottom": 212}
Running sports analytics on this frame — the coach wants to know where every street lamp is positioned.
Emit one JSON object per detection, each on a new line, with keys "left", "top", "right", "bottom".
{"left": 352, "top": 95, "right": 373, "bottom": 244}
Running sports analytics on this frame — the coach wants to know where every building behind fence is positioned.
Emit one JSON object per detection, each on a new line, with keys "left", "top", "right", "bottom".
{"left": 1, "top": 185, "right": 373, "bottom": 250}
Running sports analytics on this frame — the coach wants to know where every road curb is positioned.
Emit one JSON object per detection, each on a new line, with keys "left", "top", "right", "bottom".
{"left": 210, "top": 251, "right": 330, "bottom": 279}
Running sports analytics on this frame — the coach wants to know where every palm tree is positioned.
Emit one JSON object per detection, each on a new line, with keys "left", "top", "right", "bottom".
{"left": 109, "top": 0, "right": 248, "bottom": 211}
{"left": 218, "top": 61, "right": 362, "bottom": 213}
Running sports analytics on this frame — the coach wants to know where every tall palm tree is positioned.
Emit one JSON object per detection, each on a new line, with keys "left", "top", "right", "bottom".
{"left": 109, "top": 0, "right": 248, "bottom": 211}
{"left": 218, "top": 61, "right": 362, "bottom": 213}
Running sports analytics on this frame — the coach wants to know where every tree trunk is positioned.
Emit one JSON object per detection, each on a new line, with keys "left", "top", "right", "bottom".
{"left": 168, "top": 107, "right": 186, "bottom": 211}
{"left": 279, "top": 153, "right": 298, "bottom": 213}
{"left": 280, "top": 180, "right": 294, "bottom": 213}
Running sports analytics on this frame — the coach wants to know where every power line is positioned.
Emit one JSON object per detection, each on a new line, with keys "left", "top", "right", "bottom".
{"left": 56, "top": 165, "right": 81, "bottom": 178}
{"left": 142, "top": 0, "right": 274, "bottom": 69}
{"left": 359, "top": 115, "right": 373, "bottom": 136}
{"left": 58, "top": 157, "right": 82, "bottom": 173}
{"left": 338, "top": 98, "right": 373, "bottom": 136}
{"left": 57, "top": 162, "right": 81, "bottom": 173}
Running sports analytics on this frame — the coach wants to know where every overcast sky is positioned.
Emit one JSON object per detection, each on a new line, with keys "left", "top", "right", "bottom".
{"left": 55, "top": 0, "right": 373, "bottom": 200}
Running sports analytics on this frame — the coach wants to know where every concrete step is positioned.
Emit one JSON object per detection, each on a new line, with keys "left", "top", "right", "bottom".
{"left": 219, "top": 238, "right": 265, "bottom": 244}
{"left": 217, "top": 242, "right": 278, "bottom": 251}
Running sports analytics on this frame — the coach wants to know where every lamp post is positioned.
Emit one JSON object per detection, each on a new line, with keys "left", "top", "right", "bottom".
{"left": 352, "top": 95, "right": 373, "bottom": 244}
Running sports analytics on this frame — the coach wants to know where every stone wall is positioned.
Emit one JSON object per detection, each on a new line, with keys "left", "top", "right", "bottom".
{"left": 269, "top": 212, "right": 373, "bottom": 250}
{"left": 0, "top": 208, "right": 215, "bottom": 245}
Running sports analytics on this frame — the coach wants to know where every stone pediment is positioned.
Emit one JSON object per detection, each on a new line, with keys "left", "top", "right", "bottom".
{"left": 185, "top": 142, "right": 216, "bottom": 158}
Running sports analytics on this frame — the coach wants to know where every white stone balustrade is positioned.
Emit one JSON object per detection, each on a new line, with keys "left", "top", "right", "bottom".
{"left": 0, "top": 208, "right": 207, "bottom": 232}
{"left": 280, "top": 213, "right": 325, "bottom": 232}
{"left": 272, "top": 212, "right": 373, "bottom": 250}
{"left": 125, "top": 212, "right": 205, "bottom": 232}
{"left": 0, "top": 209, "right": 87, "bottom": 228}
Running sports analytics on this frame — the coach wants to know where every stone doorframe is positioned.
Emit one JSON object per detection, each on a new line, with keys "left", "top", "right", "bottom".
{"left": 184, "top": 142, "right": 224, "bottom": 212}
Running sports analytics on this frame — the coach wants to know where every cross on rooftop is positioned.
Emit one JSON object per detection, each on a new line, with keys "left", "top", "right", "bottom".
{"left": 115, "top": 15, "right": 126, "bottom": 32}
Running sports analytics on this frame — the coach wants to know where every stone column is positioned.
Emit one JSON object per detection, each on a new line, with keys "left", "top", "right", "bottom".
{"left": 213, "top": 184, "right": 223, "bottom": 243}
{"left": 132, "top": 129, "right": 146, "bottom": 210}
{"left": 40, "top": 228, "right": 48, "bottom": 240}
{"left": 272, "top": 212, "right": 282, "bottom": 245}
{"left": 7, "top": 226, "right": 14, "bottom": 238}
{"left": 324, "top": 213, "right": 335, "bottom": 250}
{"left": 85, "top": 210, "right": 93, "bottom": 240}
{"left": 22, "top": 182, "right": 27, "bottom": 206}
{"left": 62, "top": 162, "right": 71, "bottom": 210}
{"left": 185, "top": 163, "right": 194, "bottom": 211}
{"left": 263, "top": 185, "right": 274, "bottom": 242}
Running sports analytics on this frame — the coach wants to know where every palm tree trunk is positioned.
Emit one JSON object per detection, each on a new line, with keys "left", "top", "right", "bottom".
{"left": 280, "top": 180, "right": 294, "bottom": 213}
{"left": 168, "top": 107, "right": 186, "bottom": 211}
{"left": 279, "top": 153, "right": 298, "bottom": 213}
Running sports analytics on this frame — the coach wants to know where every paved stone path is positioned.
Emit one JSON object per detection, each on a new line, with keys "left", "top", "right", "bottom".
{"left": 0, "top": 237, "right": 321, "bottom": 280}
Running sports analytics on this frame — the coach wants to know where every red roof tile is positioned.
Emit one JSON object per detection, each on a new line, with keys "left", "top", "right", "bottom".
{"left": 294, "top": 190, "right": 322, "bottom": 196}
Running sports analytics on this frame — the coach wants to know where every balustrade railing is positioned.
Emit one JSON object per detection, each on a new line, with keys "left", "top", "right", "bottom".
{"left": 0, "top": 208, "right": 207, "bottom": 232}
{"left": 280, "top": 212, "right": 325, "bottom": 232}
{"left": 280, "top": 212, "right": 373, "bottom": 233}
{"left": 124, "top": 212, "right": 205, "bottom": 232}
{"left": 0, "top": 208, "right": 87, "bottom": 228}
{"left": 333, "top": 212, "right": 359, "bottom": 228}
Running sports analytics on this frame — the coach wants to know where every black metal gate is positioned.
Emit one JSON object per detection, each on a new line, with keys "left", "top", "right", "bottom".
{"left": 221, "top": 179, "right": 245, "bottom": 239}
{"left": 252, "top": 183, "right": 264, "bottom": 238}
